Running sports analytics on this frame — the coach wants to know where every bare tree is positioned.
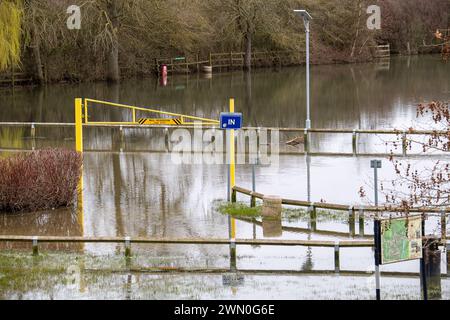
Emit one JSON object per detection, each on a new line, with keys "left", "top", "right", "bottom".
{"left": 360, "top": 101, "right": 450, "bottom": 211}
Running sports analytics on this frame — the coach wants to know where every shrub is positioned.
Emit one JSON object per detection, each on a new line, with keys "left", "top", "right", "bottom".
{"left": 0, "top": 149, "right": 82, "bottom": 213}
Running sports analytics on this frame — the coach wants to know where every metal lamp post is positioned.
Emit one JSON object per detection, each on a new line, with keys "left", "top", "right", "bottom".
{"left": 294, "top": 9, "right": 312, "bottom": 129}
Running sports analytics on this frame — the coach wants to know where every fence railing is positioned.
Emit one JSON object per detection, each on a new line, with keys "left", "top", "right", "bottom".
{"left": 232, "top": 185, "right": 449, "bottom": 241}
{"left": 1, "top": 122, "right": 448, "bottom": 156}
{"left": 0, "top": 67, "right": 33, "bottom": 87}
{"left": 154, "top": 50, "right": 304, "bottom": 75}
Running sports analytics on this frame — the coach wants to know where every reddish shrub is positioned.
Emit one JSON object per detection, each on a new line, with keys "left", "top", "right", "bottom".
{"left": 0, "top": 149, "right": 83, "bottom": 213}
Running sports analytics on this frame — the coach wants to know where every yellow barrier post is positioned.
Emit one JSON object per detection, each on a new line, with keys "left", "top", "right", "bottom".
{"left": 229, "top": 98, "right": 237, "bottom": 245}
{"left": 230, "top": 98, "right": 236, "bottom": 203}
{"left": 75, "top": 98, "right": 84, "bottom": 238}
{"left": 75, "top": 98, "right": 83, "bottom": 153}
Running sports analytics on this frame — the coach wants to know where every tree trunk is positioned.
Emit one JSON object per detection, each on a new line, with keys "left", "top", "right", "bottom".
{"left": 107, "top": 0, "right": 120, "bottom": 83}
{"left": 350, "top": 0, "right": 363, "bottom": 58}
{"left": 244, "top": 32, "right": 252, "bottom": 72}
{"left": 31, "top": 7, "right": 44, "bottom": 84}
{"left": 32, "top": 41, "right": 45, "bottom": 85}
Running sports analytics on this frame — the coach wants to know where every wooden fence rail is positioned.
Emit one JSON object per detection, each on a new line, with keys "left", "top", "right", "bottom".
{"left": 1, "top": 122, "right": 448, "bottom": 157}
{"left": 0, "top": 235, "right": 373, "bottom": 247}
{"left": 0, "top": 235, "right": 448, "bottom": 275}
{"left": 1, "top": 122, "right": 448, "bottom": 135}
{"left": 0, "top": 67, "right": 33, "bottom": 87}
{"left": 154, "top": 50, "right": 304, "bottom": 75}
{"left": 233, "top": 185, "right": 450, "bottom": 214}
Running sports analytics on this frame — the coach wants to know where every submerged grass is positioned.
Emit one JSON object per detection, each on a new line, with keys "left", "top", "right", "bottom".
{"left": 216, "top": 201, "right": 350, "bottom": 223}
{"left": 217, "top": 202, "right": 262, "bottom": 218}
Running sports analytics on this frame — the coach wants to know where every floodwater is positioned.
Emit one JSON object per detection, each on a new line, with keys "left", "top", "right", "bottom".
{"left": 0, "top": 55, "right": 449, "bottom": 299}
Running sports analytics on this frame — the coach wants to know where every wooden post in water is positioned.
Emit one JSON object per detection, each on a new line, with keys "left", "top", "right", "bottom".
{"left": 352, "top": 130, "right": 357, "bottom": 155}
{"left": 30, "top": 123, "right": 36, "bottom": 139}
{"left": 402, "top": 131, "right": 408, "bottom": 157}
{"left": 124, "top": 236, "right": 131, "bottom": 258}
{"left": 423, "top": 237, "right": 442, "bottom": 300}
{"left": 358, "top": 208, "right": 365, "bottom": 237}
{"left": 309, "top": 205, "right": 317, "bottom": 232}
{"left": 32, "top": 237, "right": 38, "bottom": 256}
{"left": 334, "top": 242, "right": 340, "bottom": 273}
{"left": 349, "top": 207, "right": 356, "bottom": 237}
{"left": 447, "top": 243, "right": 450, "bottom": 277}
{"left": 441, "top": 210, "right": 447, "bottom": 240}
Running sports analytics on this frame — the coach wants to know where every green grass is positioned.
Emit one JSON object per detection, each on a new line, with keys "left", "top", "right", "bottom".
{"left": 215, "top": 201, "right": 350, "bottom": 223}
{"left": 217, "top": 201, "right": 262, "bottom": 218}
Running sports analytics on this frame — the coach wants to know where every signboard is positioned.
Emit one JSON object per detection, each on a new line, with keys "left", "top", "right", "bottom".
{"left": 378, "top": 215, "right": 422, "bottom": 265}
{"left": 220, "top": 112, "right": 242, "bottom": 130}
{"left": 138, "top": 118, "right": 183, "bottom": 125}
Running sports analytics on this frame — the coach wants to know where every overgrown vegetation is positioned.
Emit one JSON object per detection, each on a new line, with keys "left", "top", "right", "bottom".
{"left": 0, "top": 149, "right": 83, "bottom": 213}
{"left": 0, "top": 0, "right": 447, "bottom": 83}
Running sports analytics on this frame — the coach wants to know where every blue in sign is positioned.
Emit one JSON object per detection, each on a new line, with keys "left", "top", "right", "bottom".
{"left": 220, "top": 112, "right": 243, "bottom": 130}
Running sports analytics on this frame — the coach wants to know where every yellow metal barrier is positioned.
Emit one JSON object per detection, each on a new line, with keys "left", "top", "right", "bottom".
{"left": 83, "top": 98, "right": 219, "bottom": 126}
{"left": 75, "top": 98, "right": 220, "bottom": 153}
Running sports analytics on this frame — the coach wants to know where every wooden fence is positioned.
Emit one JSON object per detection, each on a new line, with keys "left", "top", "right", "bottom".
{"left": 0, "top": 235, "right": 448, "bottom": 275}
{"left": 232, "top": 185, "right": 449, "bottom": 240}
{"left": 154, "top": 50, "right": 304, "bottom": 75}
{"left": 1, "top": 122, "right": 448, "bottom": 157}
{"left": 0, "top": 67, "right": 33, "bottom": 87}
{"left": 372, "top": 44, "right": 391, "bottom": 58}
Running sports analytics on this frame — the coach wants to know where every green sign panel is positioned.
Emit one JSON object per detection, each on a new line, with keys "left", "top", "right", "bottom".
{"left": 380, "top": 216, "right": 422, "bottom": 265}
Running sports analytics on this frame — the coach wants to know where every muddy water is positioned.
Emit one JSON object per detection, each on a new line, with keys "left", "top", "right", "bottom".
{"left": 0, "top": 55, "right": 449, "bottom": 299}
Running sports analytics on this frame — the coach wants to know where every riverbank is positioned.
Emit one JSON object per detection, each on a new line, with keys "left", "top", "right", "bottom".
{"left": 1, "top": 49, "right": 444, "bottom": 88}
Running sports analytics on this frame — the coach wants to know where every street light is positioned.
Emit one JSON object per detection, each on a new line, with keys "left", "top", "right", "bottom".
{"left": 294, "top": 9, "right": 312, "bottom": 129}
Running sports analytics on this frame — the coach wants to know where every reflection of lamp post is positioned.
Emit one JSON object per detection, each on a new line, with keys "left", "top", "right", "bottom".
{"left": 294, "top": 9, "right": 313, "bottom": 129}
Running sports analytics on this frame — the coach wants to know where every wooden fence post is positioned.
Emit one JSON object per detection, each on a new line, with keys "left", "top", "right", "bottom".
{"left": 349, "top": 207, "right": 356, "bottom": 237}
{"left": 309, "top": 205, "right": 317, "bottom": 231}
{"left": 32, "top": 236, "right": 38, "bottom": 256}
{"left": 334, "top": 242, "right": 340, "bottom": 273}
{"left": 359, "top": 208, "right": 365, "bottom": 237}
{"left": 352, "top": 130, "right": 357, "bottom": 155}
